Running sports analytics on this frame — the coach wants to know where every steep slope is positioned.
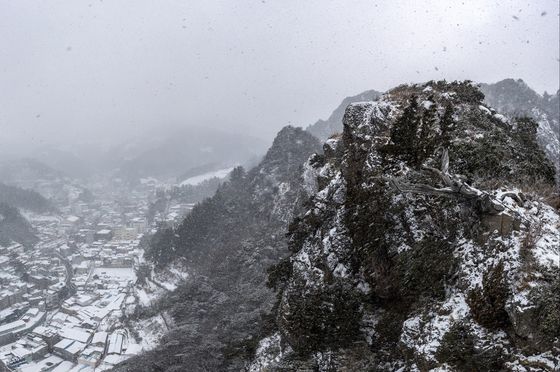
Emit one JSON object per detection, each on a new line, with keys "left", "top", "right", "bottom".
{"left": 307, "top": 89, "right": 383, "bottom": 142}
{"left": 0, "top": 183, "right": 54, "bottom": 213}
{"left": 116, "top": 126, "right": 322, "bottom": 371}
{"left": 480, "top": 79, "right": 559, "bottom": 178}
{"left": 0, "top": 203, "right": 38, "bottom": 248}
{"left": 251, "top": 81, "right": 559, "bottom": 371}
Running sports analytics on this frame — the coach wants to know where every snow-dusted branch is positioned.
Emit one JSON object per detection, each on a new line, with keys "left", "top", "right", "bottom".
{"left": 390, "top": 149, "right": 505, "bottom": 214}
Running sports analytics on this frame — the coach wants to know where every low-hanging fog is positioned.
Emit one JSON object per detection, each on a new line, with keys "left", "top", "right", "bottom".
{"left": 0, "top": 0, "right": 558, "bottom": 162}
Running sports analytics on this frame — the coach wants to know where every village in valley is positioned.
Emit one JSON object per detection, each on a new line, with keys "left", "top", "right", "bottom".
{"left": 0, "top": 177, "right": 193, "bottom": 372}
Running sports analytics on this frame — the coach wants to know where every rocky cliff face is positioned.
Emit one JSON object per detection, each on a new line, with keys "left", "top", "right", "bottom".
{"left": 251, "top": 81, "right": 559, "bottom": 371}
{"left": 306, "top": 80, "right": 559, "bottom": 182}
{"left": 307, "top": 89, "right": 383, "bottom": 142}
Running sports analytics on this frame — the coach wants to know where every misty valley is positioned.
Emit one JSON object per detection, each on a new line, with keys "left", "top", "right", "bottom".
{"left": 0, "top": 2, "right": 559, "bottom": 372}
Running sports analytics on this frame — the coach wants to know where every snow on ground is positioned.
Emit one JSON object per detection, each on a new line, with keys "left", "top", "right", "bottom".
{"left": 508, "top": 352, "right": 559, "bottom": 371}
{"left": 168, "top": 266, "right": 188, "bottom": 281}
{"left": 134, "top": 274, "right": 170, "bottom": 306}
{"left": 151, "top": 279, "right": 176, "bottom": 292}
{"left": 494, "top": 192, "right": 560, "bottom": 270}
{"left": 151, "top": 263, "right": 188, "bottom": 292}
{"left": 248, "top": 332, "right": 285, "bottom": 372}
{"left": 478, "top": 105, "right": 492, "bottom": 115}
{"left": 93, "top": 268, "right": 136, "bottom": 283}
{"left": 401, "top": 292, "right": 470, "bottom": 362}
{"left": 20, "top": 210, "right": 61, "bottom": 222}
{"left": 179, "top": 167, "right": 235, "bottom": 186}
{"left": 530, "top": 204, "right": 560, "bottom": 269}
{"left": 136, "top": 288, "right": 153, "bottom": 307}
{"left": 134, "top": 316, "right": 168, "bottom": 351}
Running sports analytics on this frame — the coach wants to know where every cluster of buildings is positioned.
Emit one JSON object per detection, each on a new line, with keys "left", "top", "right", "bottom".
{"left": 0, "top": 180, "right": 164, "bottom": 371}
{"left": 159, "top": 203, "right": 195, "bottom": 224}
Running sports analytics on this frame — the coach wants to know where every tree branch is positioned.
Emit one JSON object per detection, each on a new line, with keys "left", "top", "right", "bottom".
{"left": 389, "top": 149, "right": 506, "bottom": 214}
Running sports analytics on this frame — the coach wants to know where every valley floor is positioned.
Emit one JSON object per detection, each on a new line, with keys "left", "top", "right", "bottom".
{"left": 0, "top": 180, "right": 188, "bottom": 372}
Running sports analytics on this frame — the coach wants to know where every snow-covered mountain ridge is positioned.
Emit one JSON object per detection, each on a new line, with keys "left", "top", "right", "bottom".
{"left": 116, "top": 81, "right": 558, "bottom": 372}
{"left": 252, "top": 81, "right": 559, "bottom": 371}
{"left": 307, "top": 79, "right": 559, "bottom": 182}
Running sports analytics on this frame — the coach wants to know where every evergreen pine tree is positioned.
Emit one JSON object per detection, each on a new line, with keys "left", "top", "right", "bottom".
{"left": 145, "top": 225, "right": 176, "bottom": 267}
{"left": 229, "top": 166, "right": 246, "bottom": 184}
{"left": 390, "top": 95, "right": 420, "bottom": 163}
{"left": 416, "top": 96, "right": 438, "bottom": 165}
{"left": 439, "top": 103, "right": 454, "bottom": 148}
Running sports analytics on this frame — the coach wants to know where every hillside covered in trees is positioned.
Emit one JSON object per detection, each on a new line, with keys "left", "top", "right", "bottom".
{"left": 0, "top": 183, "right": 55, "bottom": 213}
{"left": 117, "top": 126, "right": 322, "bottom": 371}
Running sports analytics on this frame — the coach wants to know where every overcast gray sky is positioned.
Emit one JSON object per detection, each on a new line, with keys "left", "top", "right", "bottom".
{"left": 0, "top": 0, "right": 558, "bottom": 153}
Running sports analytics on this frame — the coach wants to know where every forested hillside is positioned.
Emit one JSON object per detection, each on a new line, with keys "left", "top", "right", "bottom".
{"left": 117, "top": 126, "right": 321, "bottom": 371}
{"left": 0, "top": 202, "right": 38, "bottom": 248}
{"left": 0, "top": 183, "right": 54, "bottom": 213}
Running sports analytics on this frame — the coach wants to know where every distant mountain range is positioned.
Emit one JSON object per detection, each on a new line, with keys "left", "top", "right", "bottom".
{"left": 3, "top": 126, "right": 268, "bottom": 183}
{"left": 5, "top": 80, "right": 554, "bottom": 185}
{"left": 114, "top": 127, "right": 267, "bottom": 181}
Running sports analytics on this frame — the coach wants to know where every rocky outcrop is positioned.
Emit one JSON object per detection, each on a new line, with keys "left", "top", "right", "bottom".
{"left": 306, "top": 89, "right": 383, "bottom": 142}
{"left": 481, "top": 212, "right": 521, "bottom": 237}
{"left": 117, "top": 81, "right": 559, "bottom": 372}
{"left": 308, "top": 80, "right": 560, "bottom": 180}
{"left": 252, "top": 81, "right": 559, "bottom": 371}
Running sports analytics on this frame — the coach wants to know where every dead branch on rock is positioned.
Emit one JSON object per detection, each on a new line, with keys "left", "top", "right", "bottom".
{"left": 390, "top": 149, "right": 506, "bottom": 214}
